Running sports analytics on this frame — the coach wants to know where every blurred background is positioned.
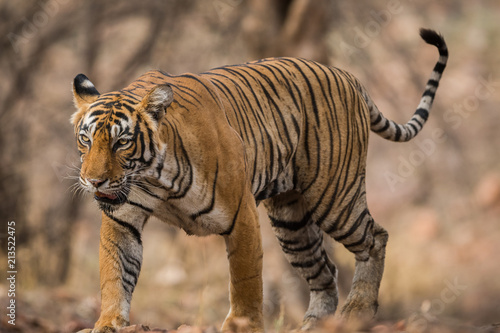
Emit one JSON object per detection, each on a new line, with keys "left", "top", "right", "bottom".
{"left": 0, "top": 0, "right": 499, "bottom": 332}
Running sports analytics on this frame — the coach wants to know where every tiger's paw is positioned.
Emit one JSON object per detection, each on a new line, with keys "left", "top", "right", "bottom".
{"left": 340, "top": 297, "right": 377, "bottom": 322}
{"left": 222, "top": 314, "right": 264, "bottom": 333}
{"left": 77, "top": 315, "right": 128, "bottom": 333}
{"left": 301, "top": 316, "right": 320, "bottom": 331}
{"left": 76, "top": 327, "right": 116, "bottom": 333}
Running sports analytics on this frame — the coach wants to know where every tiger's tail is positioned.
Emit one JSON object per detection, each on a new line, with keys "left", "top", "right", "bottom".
{"left": 366, "top": 28, "right": 448, "bottom": 142}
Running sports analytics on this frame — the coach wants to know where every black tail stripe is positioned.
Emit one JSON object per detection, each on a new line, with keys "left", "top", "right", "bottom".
{"left": 372, "top": 120, "right": 390, "bottom": 133}
{"left": 428, "top": 79, "right": 439, "bottom": 87}
{"left": 394, "top": 124, "right": 402, "bottom": 141}
{"left": 408, "top": 122, "right": 419, "bottom": 135}
{"left": 433, "top": 62, "right": 446, "bottom": 73}
{"left": 415, "top": 108, "right": 429, "bottom": 121}
{"left": 422, "top": 90, "right": 436, "bottom": 98}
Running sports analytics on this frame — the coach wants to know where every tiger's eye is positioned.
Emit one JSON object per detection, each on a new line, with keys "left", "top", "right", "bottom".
{"left": 80, "top": 134, "right": 90, "bottom": 143}
{"left": 118, "top": 138, "right": 129, "bottom": 145}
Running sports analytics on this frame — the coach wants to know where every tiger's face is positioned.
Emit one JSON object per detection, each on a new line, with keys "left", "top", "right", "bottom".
{"left": 71, "top": 74, "right": 173, "bottom": 211}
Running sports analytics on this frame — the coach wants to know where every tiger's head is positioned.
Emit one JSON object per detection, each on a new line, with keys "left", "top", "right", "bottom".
{"left": 71, "top": 74, "right": 173, "bottom": 211}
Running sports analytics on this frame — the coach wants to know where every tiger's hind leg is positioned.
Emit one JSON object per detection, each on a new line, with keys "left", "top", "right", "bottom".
{"left": 264, "top": 191, "right": 339, "bottom": 330}
{"left": 321, "top": 190, "right": 388, "bottom": 321}
{"left": 341, "top": 221, "right": 388, "bottom": 320}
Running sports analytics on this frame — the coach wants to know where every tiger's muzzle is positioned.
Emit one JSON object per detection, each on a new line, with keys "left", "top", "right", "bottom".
{"left": 83, "top": 177, "right": 130, "bottom": 208}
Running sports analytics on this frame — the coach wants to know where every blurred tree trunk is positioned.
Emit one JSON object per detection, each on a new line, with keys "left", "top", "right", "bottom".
{"left": 0, "top": 0, "right": 196, "bottom": 287}
{"left": 241, "top": 0, "right": 335, "bottom": 63}
{"left": 0, "top": 0, "right": 78, "bottom": 286}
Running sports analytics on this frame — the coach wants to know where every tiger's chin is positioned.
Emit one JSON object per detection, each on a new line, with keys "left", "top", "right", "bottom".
{"left": 94, "top": 189, "right": 129, "bottom": 213}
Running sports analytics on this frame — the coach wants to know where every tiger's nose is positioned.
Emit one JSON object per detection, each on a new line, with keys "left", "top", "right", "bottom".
{"left": 89, "top": 179, "right": 106, "bottom": 188}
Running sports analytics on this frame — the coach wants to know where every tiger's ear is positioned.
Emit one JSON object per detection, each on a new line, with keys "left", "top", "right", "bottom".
{"left": 140, "top": 84, "right": 174, "bottom": 122}
{"left": 71, "top": 74, "right": 100, "bottom": 125}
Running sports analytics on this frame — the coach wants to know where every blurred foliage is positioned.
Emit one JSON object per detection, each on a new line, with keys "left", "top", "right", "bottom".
{"left": 0, "top": 0, "right": 499, "bottom": 331}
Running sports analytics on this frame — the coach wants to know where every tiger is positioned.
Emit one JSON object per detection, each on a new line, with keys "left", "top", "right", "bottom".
{"left": 72, "top": 28, "right": 447, "bottom": 332}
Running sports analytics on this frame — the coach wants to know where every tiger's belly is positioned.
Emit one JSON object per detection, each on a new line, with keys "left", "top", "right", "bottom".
{"left": 253, "top": 160, "right": 296, "bottom": 202}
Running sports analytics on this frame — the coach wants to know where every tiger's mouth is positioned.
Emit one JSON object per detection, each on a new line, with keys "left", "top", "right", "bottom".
{"left": 94, "top": 191, "right": 127, "bottom": 205}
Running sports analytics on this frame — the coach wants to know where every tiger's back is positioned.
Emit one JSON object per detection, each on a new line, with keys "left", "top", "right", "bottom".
{"left": 202, "top": 58, "right": 370, "bottom": 202}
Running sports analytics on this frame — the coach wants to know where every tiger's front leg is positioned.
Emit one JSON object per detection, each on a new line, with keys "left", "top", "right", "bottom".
{"left": 92, "top": 212, "right": 143, "bottom": 332}
{"left": 221, "top": 192, "right": 264, "bottom": 333}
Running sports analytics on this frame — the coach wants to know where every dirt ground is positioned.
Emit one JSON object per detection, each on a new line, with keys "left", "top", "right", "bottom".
{"left": 1, "top": 289, "right": 499, "bottom": 333}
